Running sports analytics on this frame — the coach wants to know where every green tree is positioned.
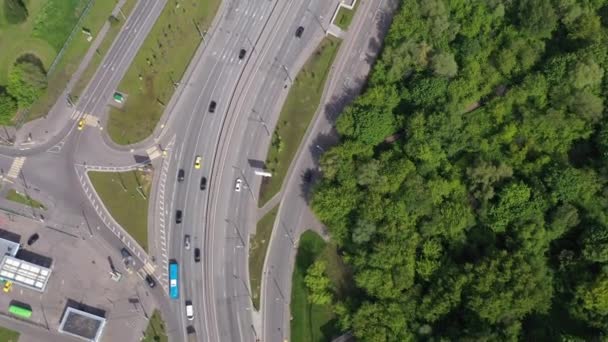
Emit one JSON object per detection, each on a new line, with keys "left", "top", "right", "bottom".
{"left": 4, "top": 0, "right": 28, "bottom": 24}
{"left": 304, "top": 260, "right": 333, "bottom": 305}
{"left": 0, "top": 91, "right": 18, "bottom": 125}
{"left": 431, "top": 51, "right": 458, "bottom": 77}
{"left": 7, "top": 60, "right": 47, "bottom": 108}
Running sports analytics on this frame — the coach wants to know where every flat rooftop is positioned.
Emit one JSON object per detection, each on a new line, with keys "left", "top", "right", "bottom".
{"left": 58, "top": 307, "right": 106, "bottom": 342}
{"left": 0, "top": 236, "right": 20, "bottom": 257}
{"left": 0, "top": 255, "right": 51, "bottom": 291}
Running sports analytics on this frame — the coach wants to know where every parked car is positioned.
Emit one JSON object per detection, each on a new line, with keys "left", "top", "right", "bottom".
{"left": 27, "top": 233, "right": 39, "bottom": 246}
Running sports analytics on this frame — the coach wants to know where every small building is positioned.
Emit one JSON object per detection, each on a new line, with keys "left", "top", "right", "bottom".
{"left": 58, "top": 307, "right": 107, "bottom": 342}
{"left": 0, "top": 255, "right": 51, "bottom": 292}
{"left": 0, "top": 237, "right": 19, "bottom": 257}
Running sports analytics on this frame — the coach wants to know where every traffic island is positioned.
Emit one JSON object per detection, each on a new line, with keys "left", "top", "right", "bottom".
{"left": 88, "top": 170, "right": 151, "bottom": 251}
{"left": 249, "top": 205, "right": 279, "bottom": 310}
{"left": 142, "top": 309, "right": 168, "bottom": 342}
{"left": 333, "top": 0, "right": 360, "bottom": 31}
{"left": 5, "top": 189, "right": 45, "bottom": 210}
{"left": 107, "top": 0, "right": 221, "bottom": 145}
{"left": 0, "top": 325, "right": 19, "bottom": 342}
{"left": 258, "top": 37, "right": 342, "bottom": 206}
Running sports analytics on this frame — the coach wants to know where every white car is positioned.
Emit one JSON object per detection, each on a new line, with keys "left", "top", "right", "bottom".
{"left": 235, "top": 178, "right": 242, "bottom": 192}
{"left": 185, "top": 301, "right": 194, "bottom": 320}
{"left": 184, "top": 235, "right": 191, "bottom": 250}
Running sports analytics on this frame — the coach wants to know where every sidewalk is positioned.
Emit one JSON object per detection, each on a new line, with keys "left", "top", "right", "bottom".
{"left": 12, "top": 0, "right": 130, "bottom": 147}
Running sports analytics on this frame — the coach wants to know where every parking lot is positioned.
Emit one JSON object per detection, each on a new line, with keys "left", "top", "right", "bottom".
{"left": 0, "top": 211, "right": 155, "bottom": 342}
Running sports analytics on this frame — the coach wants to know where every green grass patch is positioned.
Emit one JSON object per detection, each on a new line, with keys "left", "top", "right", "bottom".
{"left": 72, "top": 0, "right": 138, "bottom": 99}
{"left": 249, "top": 205, "right": 278, "bottom": 310}
{"left": 258, "top": 37, "right": 341, "bottom": 206}
{"left": 0, "top": 325, "right": 19, "bottom": 342}
{"left": 291, "top": 230, "right": 352, "bottom": 342}
{"left": 6, "top": 189, "right": 45, "bottom": 209}
{"left": 334, "top": 1, "right": 359, "bottom": 31}
{"left": 142, "top": 309, "right": 168, "bottom": 342}
{"left": 107, "top": 0, "right": 221, "bottom": 145}
{"left": 26, "top": 0, "right": 124, "bottom": 121}
{"left": 88, "top": 170, "right": 151, "bottom": 251}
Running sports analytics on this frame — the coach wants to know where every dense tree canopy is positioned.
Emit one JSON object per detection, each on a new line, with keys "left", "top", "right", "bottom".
{"left": 7, "top": 59, "right": 47, "bottom": 108}
{"left": 312, "top": 0, "right": 608, "bottom": 340}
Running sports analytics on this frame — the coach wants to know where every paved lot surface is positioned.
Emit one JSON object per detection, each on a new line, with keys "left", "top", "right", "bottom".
{"left": 0, "top": 212, "right": 154, "bottom": 342}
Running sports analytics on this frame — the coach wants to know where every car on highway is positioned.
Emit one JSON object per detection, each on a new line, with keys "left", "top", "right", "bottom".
{"left": 185, "top": 300, "right": 194, "bottom": 320}
{"left": 145, "top": 274, "right": 156, "bottom": 288}
{"left": 178, "top": 169, "right": 185, "bottom": 182}
{"left": 194, "top": 248, "right": 201, "bottom": 263}
{"left": 194, "top": 156, "right": 202, "bottom": 169}
{"left": 235, "top": 178, "right": 242, "bottom": 192}
{"left": 27, "top": 233, "right": 39, "bottom": 246}
{"left": 238, "top": 49, "right": 247, "bottom": 59}
{"left": 176, "top": 210, "right": 183, "bottom": 224}
{"left": 200, "top": 177, "right": 207, "bottom": 190}
{"left": 295, "top": 26, "right": 304, "bottom": 38}
{"left": 184, "top": 235, "right": 191, "bottom": 250}
{"left": 77, "top": 118, "right": 85, "bottom": 130}
{"left": 208, "top": 101, "right": 216, "bottom": 113}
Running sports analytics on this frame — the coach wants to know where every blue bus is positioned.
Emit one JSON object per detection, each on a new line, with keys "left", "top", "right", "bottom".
{"left": 169, "top": 262, "right": 179, "bottom": 299}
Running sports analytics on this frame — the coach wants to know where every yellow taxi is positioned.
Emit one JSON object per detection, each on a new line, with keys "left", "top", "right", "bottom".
{"left": 194, "top": 156, "right": 202, "bottom": 169}
{"left": 3, "top": 281, "right": 12, "bottom": 293}
{"left": 77, "top": 118, "right": 86, "bottom": 130}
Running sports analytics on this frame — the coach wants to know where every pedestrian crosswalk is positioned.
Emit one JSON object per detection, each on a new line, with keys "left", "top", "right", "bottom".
{"left": 6, "top": 157, "right": 25, "bottom": 179}
{"left": 143, "top": 262, "right": 155, "bottom": 275}
{"left": 146, "top": 146, "right": 162, "bottom": 160}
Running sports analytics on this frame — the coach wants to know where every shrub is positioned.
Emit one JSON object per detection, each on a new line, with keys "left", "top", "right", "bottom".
{"left": 4, "top": 0, "right": 28, "bottom": 24}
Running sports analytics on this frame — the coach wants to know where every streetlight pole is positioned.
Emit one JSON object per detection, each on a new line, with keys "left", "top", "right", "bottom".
{"left": 274, "top": 57, "right": 292, "bottom": 83}
{"left": 306, "top": 8, "right": 327, "bottom": 34}
{"left": 225, "top": 218, "right": 246, "bottom": 248}
{"left": 249, "top": 109, "right": 270, "bottom": 136}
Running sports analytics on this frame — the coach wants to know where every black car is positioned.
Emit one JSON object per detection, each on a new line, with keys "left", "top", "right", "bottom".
{"left": 176, "top": 210, "right": 183, "bottom": 224}
{"left": 177, "top": 169, "right": 185, "bottom": 182}
{"left": 27, "top": 233, "right": 39, "bottom": 246}
{"left": 194, "top": 248, "right": 201, "bottom": 263}
{"left": 208, "top": 101, "right": 216, "bottom": 113}
{"left": 238, "top": 49, "right": 247, "bottom": 59}
{"left": 145, "top": 274, "right": 156, "bottom": 288}
{"left": 295, "top": 26, "right": 304, "bottom": 38}
{"left": 200, "top": 177, "right": 207, "bottom": 190}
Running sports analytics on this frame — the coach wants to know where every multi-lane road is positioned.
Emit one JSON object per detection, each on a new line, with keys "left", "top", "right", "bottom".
{"left": 0, "top": 0, "right": 397, "bottom": 340}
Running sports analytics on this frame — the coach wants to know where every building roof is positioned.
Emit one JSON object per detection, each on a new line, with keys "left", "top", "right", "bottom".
{"left": 0, "top": 255, "right": 51, "bottom": 291}
{"left": 0, "top": 237, "right": 19, "bottom": 257}
{"left": 58, "top": 307, "right": 106, "bottom": 342}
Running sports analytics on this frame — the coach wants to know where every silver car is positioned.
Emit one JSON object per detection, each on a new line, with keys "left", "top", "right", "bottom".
{"left": 184, "top": 235, "right": 191, "bottom": 250}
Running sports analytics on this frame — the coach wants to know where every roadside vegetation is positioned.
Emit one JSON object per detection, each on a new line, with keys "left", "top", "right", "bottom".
{"left": 72, "top": 0, "right": 138, "bottom": 99}
{"left": 334, "top": 1, "right": 359, "bottom": 31}
{"left": 0, "top": 0, "right": 122, "bottom": 124}
{"left": 6, "top": 189, "right": 45, "bottom": 209}
{"left": 258, "top": 37, "right": 341, "bottom": 206}
{"left": 249, "top": 205, "right": 278, "bottom": 310}
{"left": 0, "top": 325, "right": 19, "bottom": 342}
{"left": 142, "top": 310, "right": 168, "bottom": 342}
{"left": 107, "top": 0, "right": 220, "bottom": 145}
{"left": 89, "top": 170, "right": 151, "bottom": 251}
{"left": 291, "top": 230, "right": 353, "bottom": 342}
{"left": 311, "top": 0, "right": 608, "bottom": 340}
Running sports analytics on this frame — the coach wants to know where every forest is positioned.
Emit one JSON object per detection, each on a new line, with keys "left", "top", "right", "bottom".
{"left": 311, "top": 0, "right": 608, "bottom": 340}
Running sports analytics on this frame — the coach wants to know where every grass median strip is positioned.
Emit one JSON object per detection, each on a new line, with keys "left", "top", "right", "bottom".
{"left": 258, "top": 36, "right": 341, "bottom": 206}
{"left": 108, "top": 0, "right": 221, "bottom": 145}
{"left": 88, "top": 170, "right": 151, "bottom": 251}
{"left": 334, "top": 1, "right": 360, "bottom": 31}
{"left": 26, "top": 0, "right": 126, "bottom": 121}
{"left": 142, "top": 309, "right": 168, "bottom": 342}
{"left": 72, "top": 0, "right": 138, "bottom": 99}
{"left": 291, "top": 230, "right": 352, "bottom": 342}
{"left": 6, "top": 189, "right": 45, "bottom": 209}
{"left": 249, "top": 205, "right": 279, "bottom": 310}
{"left": 0, "top": 325, "right": 19, "bottom": 342}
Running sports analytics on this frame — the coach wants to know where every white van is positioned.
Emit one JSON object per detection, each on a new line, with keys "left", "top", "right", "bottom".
{"left": 185, "top": 301, "right": 194, "bottom": 320}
